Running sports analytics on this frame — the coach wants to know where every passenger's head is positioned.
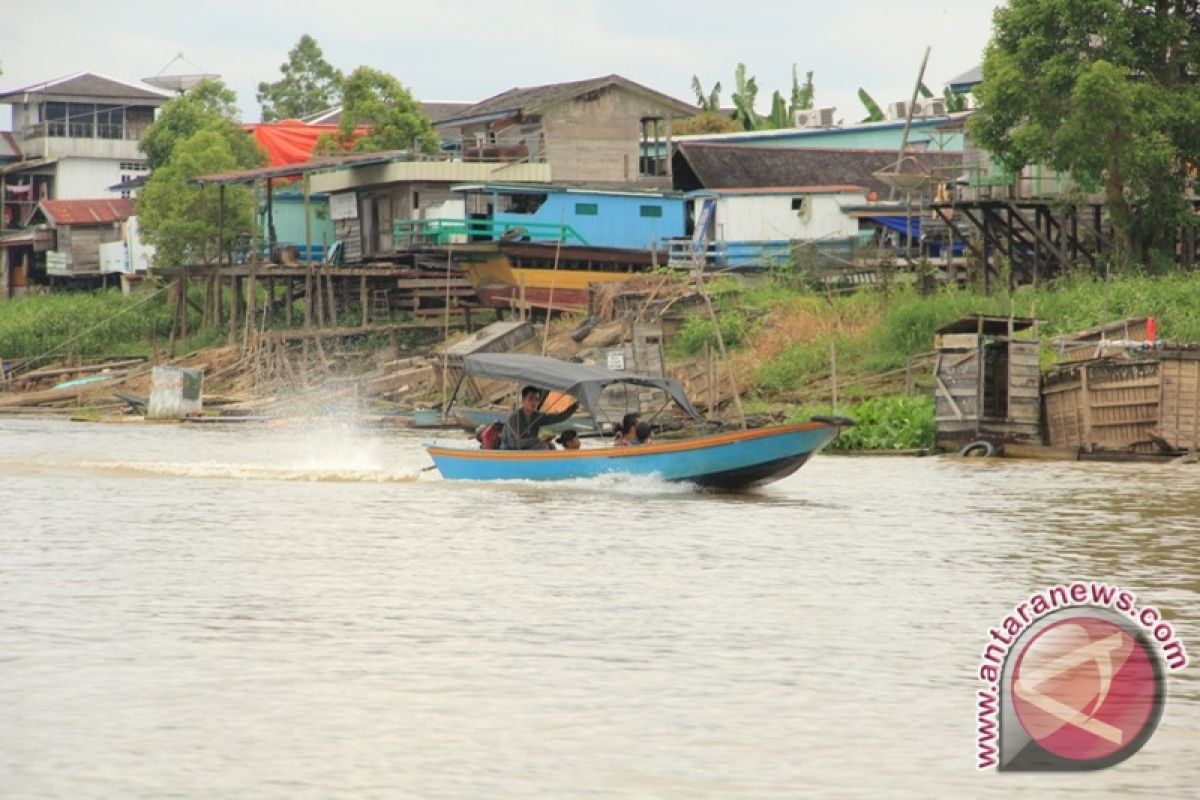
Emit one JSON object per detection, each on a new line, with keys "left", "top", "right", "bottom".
{"left": 619, "top": 413, "right": 640, "bottom": 435}
{"left": 520, "top": 385, "right": 540, "bottom": 412}
{"left": 556, "top": 428, "right": 581, "bottom": 449}
{"left": 635, "top": 421, "right": 652, "bottom": 443}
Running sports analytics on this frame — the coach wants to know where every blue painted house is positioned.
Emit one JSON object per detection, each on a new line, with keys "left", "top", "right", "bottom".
{"left": 448, "top": 184, "right": 687, "bottom": 250}
{"left": 262, "top": 190, "right": 335, "bottom": 262}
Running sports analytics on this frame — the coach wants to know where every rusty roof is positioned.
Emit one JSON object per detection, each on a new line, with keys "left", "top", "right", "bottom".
{"left": 193, "top": 151, "right": 406, "bottom": 185}
{"left": 39, "top": 198, "right": 135, "bottom": 226}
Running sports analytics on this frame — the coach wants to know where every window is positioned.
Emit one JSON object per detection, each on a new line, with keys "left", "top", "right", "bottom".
{"left": 68, "top": 103, "right": 95, "bottom": 138}
{"left": 45, "top": 102, "right": 67, "bottom": 137}
{"left": 575, "top": 202, "right": 599, "bottom": 216}
{"left": 791, "top": 197, "right": 807, "bottom": 211}
{"left": 638, "top": 116, "right": 666, "bottom": 177}
{"left": 639, "top": 204, "right": 663, "bottom": 218}
{"left": 96, "top": 105, "right": 123, "bottom": 139}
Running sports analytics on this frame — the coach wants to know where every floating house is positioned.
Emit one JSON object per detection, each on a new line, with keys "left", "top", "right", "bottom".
{"left": 933, "top": 315, "right": 1041, "bottom": 453}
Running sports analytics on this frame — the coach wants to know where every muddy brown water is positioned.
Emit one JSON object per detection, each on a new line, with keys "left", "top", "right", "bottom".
{"left": 1, "top": 417, "right": 1197, "bottom": 798}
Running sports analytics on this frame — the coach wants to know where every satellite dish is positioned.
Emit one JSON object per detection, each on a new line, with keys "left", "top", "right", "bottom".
{"left": 144, "top": 52, "right": 220, "bottom": 94}
{"left": 144, "top": 74, "right": 220, "bottom": 94}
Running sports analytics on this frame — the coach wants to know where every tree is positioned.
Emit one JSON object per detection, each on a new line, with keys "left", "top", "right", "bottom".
{"left": 691, "top": 76, "right": 722, "bottom": 113}
{"left": 970, "top": 0, "right": 1200, "bottom": 264}
{"left": 329, "top": 66, "right": 438, "bottom": 154}
{"left": 256, "top": 34, "right": 344, "bottom": 121}
{"left": 140, "top": 78, "right": 262, "bottom": 170}
{"left": 729, "top": 63, "right": 761, "bottom": 131}
{"left": 673, "top": 111, "right": 741, "bottom": 135}
{"left": 857, "top": 88, "right": 885, "bottom": 123}
{"left": 137, "top": 129, "right": 256, "bottom": 267}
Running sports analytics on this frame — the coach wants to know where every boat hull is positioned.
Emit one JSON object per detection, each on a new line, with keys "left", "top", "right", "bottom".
{"left": 426, "top": 422, "right": 838, "bottom": 490}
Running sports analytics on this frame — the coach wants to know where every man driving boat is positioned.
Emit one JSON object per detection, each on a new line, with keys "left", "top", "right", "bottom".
{"left": 500, "top": 385, "right": 579, "bottom": 450}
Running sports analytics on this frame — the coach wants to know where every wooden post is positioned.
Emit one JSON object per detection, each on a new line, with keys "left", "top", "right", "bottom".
{"left": 360, "top": 275, "right": 369, "bottom": 326}
{"left": 179, "top": 271, "right": 189, "bottom": 342}
{"left": 325, "top": 269, "right": 337, "bottom": 327}
{"left": 830, "top": 340, "right": 838, "bottom": 413}
{"left": 285, "top": 279, "right": 294, "bottom": 327}
{"left": 244, "top": 271, "right": 258, "bottom": 346}
{"left": 229, "top": 274, "right": 240, "bottom": 338}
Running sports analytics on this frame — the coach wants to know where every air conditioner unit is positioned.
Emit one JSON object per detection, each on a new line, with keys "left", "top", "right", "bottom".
{"left": 818, "top": 106, "right": 837, "bottom": 127}
{"left": 925, "top": 97, "right": 947, "bottom": 117}
{"left": 793, "top": 108, "right": 820, "bottom": 128}
{"left": 887, "top": 101, "right": 909, "bottom": 120}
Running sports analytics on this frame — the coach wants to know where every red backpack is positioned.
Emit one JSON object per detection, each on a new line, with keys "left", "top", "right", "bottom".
{"left": 478, "top": 422, "right": 503, "bottom": 450}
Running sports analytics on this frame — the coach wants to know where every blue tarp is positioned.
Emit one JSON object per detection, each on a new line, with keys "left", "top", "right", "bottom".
{"left": 871, "top": 215, "right": 921, "bottom": 238}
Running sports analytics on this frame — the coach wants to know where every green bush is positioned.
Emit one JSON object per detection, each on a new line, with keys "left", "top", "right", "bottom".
{"left": 786, "top": 394, "right": 934, "bottom": 451}
{"left": 0, "top": 289, "right": 179, "bottom": 359}
{"left": 671, "top": 310, "right": 751, "bottom": 356}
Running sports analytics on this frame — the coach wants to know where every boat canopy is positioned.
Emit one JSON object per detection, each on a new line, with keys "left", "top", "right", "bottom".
{"left": 462, "top": 353, "right": 703, "bottom": 421}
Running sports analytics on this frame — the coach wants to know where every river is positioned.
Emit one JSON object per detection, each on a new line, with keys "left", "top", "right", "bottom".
{"left": 1, "top": 417, "right": 1196, "bottom": 798}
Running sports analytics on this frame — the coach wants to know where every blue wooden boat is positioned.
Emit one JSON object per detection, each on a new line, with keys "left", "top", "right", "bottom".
{"left": 426, "top": 354, "right": 850, "bottom": 490}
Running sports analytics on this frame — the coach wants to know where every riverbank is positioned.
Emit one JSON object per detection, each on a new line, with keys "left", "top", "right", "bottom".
{"left": 6, "top": 272, "right": 1200, "bottom": 450}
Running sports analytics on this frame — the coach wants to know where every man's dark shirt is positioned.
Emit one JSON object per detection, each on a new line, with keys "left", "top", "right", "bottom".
{"left": 500, "top": 403, "right": 579, "bottom": 450}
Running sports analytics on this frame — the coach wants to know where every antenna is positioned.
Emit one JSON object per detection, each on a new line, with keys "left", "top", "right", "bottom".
{"left": 143, "top": 52, "right": 220, "bottom": 94}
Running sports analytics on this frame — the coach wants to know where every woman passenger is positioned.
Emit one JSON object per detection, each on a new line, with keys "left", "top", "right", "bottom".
{"left": 556, "top": 429, "right": 582, "bottom": 450}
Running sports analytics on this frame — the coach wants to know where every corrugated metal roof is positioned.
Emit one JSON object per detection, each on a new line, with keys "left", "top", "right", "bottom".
{"left": 304, "top": 101, "right": 476, "bottom": 126}
{"left": 673, "top": 142, "right": 962, "bottom": 196}
{"left": 947, "top": 65, "right": 983, "bottom": 93}
{"left": 689, "top": 185, "right": 868, "bottom": 196}
{"left": 40, "top": 198, "right": 135, "bottom": 226}
{"left": 193, "top": 151, "right": 407, "bottom": 185}
{"left": 437, "top": 75, "right": 697, "bottom": 127}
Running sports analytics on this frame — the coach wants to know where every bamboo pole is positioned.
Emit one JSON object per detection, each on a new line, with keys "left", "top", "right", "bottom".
{"left": 541, "top": 222, "right": 565, "bottom": 355}
{"left": 693, "top": 258, "right": 746, "bottom": 429}
{"left": 441, "top": 245, "right": 453, "bottom": 421}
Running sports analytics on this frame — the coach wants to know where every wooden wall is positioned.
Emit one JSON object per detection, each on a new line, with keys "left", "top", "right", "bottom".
{"left": 1043, "top": 360, "right": 1160, "bottom": 452}
{"left": 1158, "top": 351, "right": 1200, "bottom": 451}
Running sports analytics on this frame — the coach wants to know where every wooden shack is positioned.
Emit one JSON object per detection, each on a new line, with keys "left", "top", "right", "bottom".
{"left": 933, "top": 315, "right": 1041, "bottom": 452}
{"left": 1042, "top": 359, "right": 1161, "bottom": 453}
{"left": 39, "top": 199, "right": 133, "bottom": 277}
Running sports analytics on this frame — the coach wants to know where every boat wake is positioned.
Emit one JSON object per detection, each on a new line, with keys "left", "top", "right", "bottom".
{"left": 0, "top": 457, "right": 427, "bottom": 483}
{"left": 83, "top": 460, "right": 428, "bottom": 483}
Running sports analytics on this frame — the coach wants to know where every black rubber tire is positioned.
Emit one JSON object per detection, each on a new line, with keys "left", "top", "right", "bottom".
{"left": 960, "top": 440, "right": 995, "bottom": 458}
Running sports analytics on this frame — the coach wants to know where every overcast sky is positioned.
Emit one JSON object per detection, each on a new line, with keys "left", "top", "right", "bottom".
{"left": 1, "top": 1, "right": 1000, "bottom": 127}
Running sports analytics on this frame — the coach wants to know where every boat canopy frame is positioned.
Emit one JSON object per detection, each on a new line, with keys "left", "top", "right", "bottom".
{"left": 449, "top": 353, "right": 704, "bottom": 426}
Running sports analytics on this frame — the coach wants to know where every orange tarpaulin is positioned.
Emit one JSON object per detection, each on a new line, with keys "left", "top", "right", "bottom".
{"left": 243, "top": 119, "right": 367, "bottom": 167}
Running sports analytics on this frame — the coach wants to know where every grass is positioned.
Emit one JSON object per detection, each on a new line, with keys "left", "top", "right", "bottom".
{"left": 0, "top": 288, "right": 181, "bottom": 361}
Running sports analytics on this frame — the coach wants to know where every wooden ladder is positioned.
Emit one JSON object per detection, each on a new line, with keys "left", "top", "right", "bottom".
{"left": 372, "top": 289, "right": 391, "bottom": 321}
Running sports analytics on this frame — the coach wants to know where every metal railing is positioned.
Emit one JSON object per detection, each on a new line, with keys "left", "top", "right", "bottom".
{"left": 392, "top": 218, "right": 589, "bottom": 247}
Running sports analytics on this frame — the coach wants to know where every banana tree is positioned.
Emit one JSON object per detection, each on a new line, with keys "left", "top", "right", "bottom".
{"left": 690, "top": 76, "right": 722, "bottom": 113}
{"left": 857, "top": 88, "right": 885, "bottom": 122}
{"left": 730, "top": 63, "right": 761, "bottom": 131}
